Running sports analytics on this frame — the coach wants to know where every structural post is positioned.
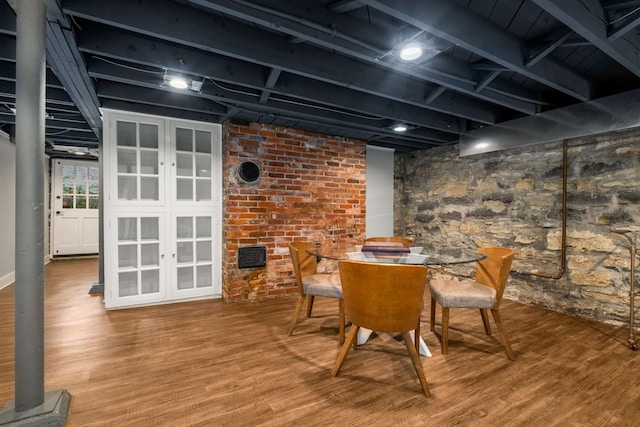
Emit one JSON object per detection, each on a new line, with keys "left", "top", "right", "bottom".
{"left": 0, "top": 0, "right": 71, "bottom": 424}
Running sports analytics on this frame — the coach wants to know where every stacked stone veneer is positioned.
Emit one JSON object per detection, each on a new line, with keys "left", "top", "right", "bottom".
{"left": 222, "top": 122, "right": 366, "bottom": 301}
{"left": 397, "top": 129, "right": 640, "bottom": 327}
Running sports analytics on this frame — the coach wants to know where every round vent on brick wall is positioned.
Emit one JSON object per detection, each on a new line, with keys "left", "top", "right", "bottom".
{"left": 237, "top": 161, "right": 261, "bottom": 183}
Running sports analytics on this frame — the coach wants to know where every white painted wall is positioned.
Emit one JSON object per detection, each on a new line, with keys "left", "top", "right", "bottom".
{"left": 0, "top": 130, "right": 16, "bottom": 290}
{"left": 365, "top": 145, "right": 395, "bottom": 238}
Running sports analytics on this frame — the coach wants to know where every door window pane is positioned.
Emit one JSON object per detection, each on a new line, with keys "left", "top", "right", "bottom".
{"left": 118, "top": 218, "right": 137, "bottom": 241}
{"left": 140, "top": 217, "right": 158, "bottom": 240}
{"left": 116, "top": 121, "right": 137, "bottom": 147}
{"left": 196, "top": 180, "right": 211, "bottom": 201}
{"left": 140, "top": 177, "right": 159, "bottom": 201}
{"left": 196, "top": 265, "right": 212, "bottom": 288}
{"left": 176, "top": 217, "right": 193, "bottom": 238}
{"left": 195, "top": 130, "right": 211, "bottom": 153}
{"left": 89, "top": 167, "right": 99, "bottom": 194}
{"left": 176, "top": 178, "right": 192, "bottom": 200}
{"left": 141, "top": 270, "right": 160, "bottom": 294}
{"left": 196, "top": 217, "right": 211, "bottom": 238}
{"left": 177, "top": 242, "right": 193, "bottom": 263}
{"left": 117, "top": 149, "right": 137, "bottom": 174}
{"left": 118, "top": 245, "right": 137, "bottom": 269}
{"left": 196, "top": 241, "right": 212, "bottom": 262}
{"left": 139, "top": 123, "right": 158, "bottom": 148}
{"left": 176, "top": 153, "right": 193, "bottom": 176}
{"left": 89, "top": 196, "right": 99, "bottom": 209}
{"left": 118, "top": 271, "right": 138, "bottom": 297}
{"left": 177, "top": 267, "right": 194, "bottom": 290}
{"left": 118, "top": 176, "right": 137, "bottom": 200}
{"left": 140, "top": 243, "right": 159, "bottom": 266}
{"left": 76, "top": 196, "right": 87, "bottom": 209}
{"left": 62, "top": 196, "right": 73, "bottom": 209}
{"left": 176, "top": 128, "right": 193, "bottom": 151}
{"left": 195, "top": 155, "right": 211, "bottom": 177}
{"left": 140, "top": 151, "right": 159, "bottom": 175}
{"left": 75, "top": 167, "right": 87, "bottom": 194}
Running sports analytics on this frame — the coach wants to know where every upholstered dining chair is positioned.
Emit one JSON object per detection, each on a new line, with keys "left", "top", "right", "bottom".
{"left": 288, "top": 241, "right": 345, "bottom": 344}
{"left": 429, "top": 247, "right": 515, "bottom": 360}
{"left": 364, "top": 236, "right": 414, "bottom": 245}
{"left": 332, "top": 260, "right": 431, "bottom": 396}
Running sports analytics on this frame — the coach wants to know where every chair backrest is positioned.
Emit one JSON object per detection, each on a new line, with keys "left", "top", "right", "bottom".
{"left": 475, "top": 247, "right": 515, "bottom": 307}
{"left": 365, "top": 236, "right": 414, "bottom": 245}
{"left": 338, "top": 260, "right": 428, "bottom": 332}
{"left": 289, "top": 241, "right": 318, "bottom": 296}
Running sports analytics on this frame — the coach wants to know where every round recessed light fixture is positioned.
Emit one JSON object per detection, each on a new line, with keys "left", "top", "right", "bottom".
{"left": 399, "top": 43, "right": 423, "bottom": 61}
{"left": 168, "top": 75, "right": 189, "bottom": 89}
{"left": 392, "top": 124, "right": 408, "bottom": 132}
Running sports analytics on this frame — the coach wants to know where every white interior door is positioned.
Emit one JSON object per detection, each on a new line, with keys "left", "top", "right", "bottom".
{"left": 52, "top": 159, "right": 100, "bottom": 256}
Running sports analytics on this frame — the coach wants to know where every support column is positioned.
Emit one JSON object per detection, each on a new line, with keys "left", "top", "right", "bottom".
{"left": 0, "top": 0, "right": 71, "bottom": 424}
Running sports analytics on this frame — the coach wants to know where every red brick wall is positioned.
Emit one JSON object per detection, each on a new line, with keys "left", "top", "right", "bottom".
{"left": 222, "top": 122, "right": 367, "bottom": 301}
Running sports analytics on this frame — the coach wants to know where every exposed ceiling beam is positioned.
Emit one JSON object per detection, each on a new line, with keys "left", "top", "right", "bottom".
{"left": 360, "top": 0, "right": 593, "bottom": 101}
{"left": 532, "top": 0, "right": 640, "bottom": 78}
{"left": 460, "top": 88, "right": 640, "bottom": 156}
{"left": 64, "top": 0, "right": 538, "bottom": 116}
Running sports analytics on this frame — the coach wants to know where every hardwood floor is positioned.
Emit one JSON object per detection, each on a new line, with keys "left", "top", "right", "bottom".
{"left": 1, "top": 258, "right": 639, "bottom": 426}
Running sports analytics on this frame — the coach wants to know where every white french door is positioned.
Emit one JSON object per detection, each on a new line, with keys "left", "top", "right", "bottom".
{"left": 103, "top": 109, "right": 222, "bottom": 309}
{"left": 52, "top": 159, "right": 99, "bottom": 256}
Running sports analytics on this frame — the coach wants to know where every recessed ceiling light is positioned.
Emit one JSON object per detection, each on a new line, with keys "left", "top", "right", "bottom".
{"left": 399, "top": 43, "right": 423, "bottom": 61}
{"left": 392, "top": 124, "right": 408, "bottom": 132}
{"left": 167, "top": 75, "right": 189, "bottom": 89}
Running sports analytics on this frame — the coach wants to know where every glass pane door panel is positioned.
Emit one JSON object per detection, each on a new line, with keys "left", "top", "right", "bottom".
{"left": 140, "top": 217, "right": 159, "bottom": 240}
{"left": 119, "top": 272, "right": 138, "bottom": 297}
{"left": 118, "top": 218, "right": 137, "bottom": 241}
{"left": 140, "top": 177, "right": 159, "bottom": 201}
{"left": 139, "top": 123, "right": 159, "bottom": 148}
{"left": 176, "top": 217, "right": 192, "bottom": 238}
{"left": 177, "top": 267, "right": 194, "bottom": 290}
{"left": 195, "top": 130, "right": 212, "bottom": 153}
{"left": 118, "top": 245, "right": 137, "bottom": 269}
{"left": 116, "top": 121, "right": 137, "bottom": 147}
{"left": 139, "top": 151, "right": 159, "bottom": 174}
{"left": 196, "top": 217, "right": 211, "bottom": 238}
{"left": 196, "top": 241, "right": 212, "bottom": 262}
{"left": 177, "top": 242, "right": 193, "bottom": 263}
{"left": 117, "top": 150, "right": 137, "bottom": 173}
{"left": 89, "top": 167, "right": 99, "bottom": 194}
{"left": 141, "top": 270, "right": 160, "bottom": 294}
{"left": 176, "top": 153, "right": 193, "bottom": 176}
{"left": 176, "top": 179, "right": 193, "bottom": 200}
{"left": 118, "top": 176, "right": 137, "bottom": 200}
{"left": 76, "top": 197, "right": 87, "bottom": 209}
{"left": 196, "top": 265, "right": 213, "bottom": 288}
{"left": 176, "top": 128, "right": 193, "bottom": 151}
{"left": 195, "top": 155, "right": 211, "bottom": 177}
{"left": 195, "top": 180, "right": 211, "bottom": 201}
{"left": 140, "top": 243, "right": 159, "bottom": 266}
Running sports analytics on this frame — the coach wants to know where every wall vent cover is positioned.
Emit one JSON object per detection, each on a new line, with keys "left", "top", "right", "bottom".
{"left": 238, "top": 246, "right": 267, "bottom": 269}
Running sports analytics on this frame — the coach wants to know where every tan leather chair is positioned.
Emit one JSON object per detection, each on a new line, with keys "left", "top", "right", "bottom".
{"left": 332, "top": 260, "right": 431, "bottom": 396}
{"left": 365, "top": 236, "right": 414, "bottom": 245}
{"left": 288, "top": 242, "right": 345, "bottom": 344}
{"left": 429, "top": 247, "right": 515, "bottom": 360}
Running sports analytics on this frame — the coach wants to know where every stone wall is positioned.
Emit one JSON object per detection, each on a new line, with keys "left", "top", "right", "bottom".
{"left": 397, "top": 129, "right": 640, "bottom": 327}
{"left": 222, "top": 122, "right": 366, "bottom": 301}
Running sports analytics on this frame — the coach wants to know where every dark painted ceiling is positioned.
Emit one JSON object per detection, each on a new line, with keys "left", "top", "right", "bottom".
{"left": 2, "top": 0, "right": 640, "bottom": 158}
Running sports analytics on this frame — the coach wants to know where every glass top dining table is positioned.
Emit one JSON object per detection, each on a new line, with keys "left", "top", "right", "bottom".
{"left": 309, "top": 244, "right": 487, "bottom": 266}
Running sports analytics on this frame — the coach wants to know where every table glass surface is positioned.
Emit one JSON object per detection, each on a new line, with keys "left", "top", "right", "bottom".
{"left": 309, "top": 244, "right": 486, "bottom": 266}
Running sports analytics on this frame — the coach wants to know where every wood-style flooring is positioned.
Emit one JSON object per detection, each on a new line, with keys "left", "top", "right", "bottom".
{"left": 0, "top": 258, "right": 639, "bottom": 426}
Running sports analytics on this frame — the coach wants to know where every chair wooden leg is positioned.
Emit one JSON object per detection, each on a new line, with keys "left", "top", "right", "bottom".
{"left": 332, "top": 325, "right": 359, "bottom": 376}
{"left": 441, "top": 307, "right": 450, "bottom": 354}
{"left": 414, "top": 322, "right": 420, "bottom": 352}
{"left": 480, "top": 308, "right": 492, "bottom": 335}
{"left": 490, "top": 309, "right": 515, "bottom": 360}
{"left": 403, "top": 332, "right": 431, "bottom": 397}
{"left": 338, "top": 299, "right": 345, "bottom": 344}
{"left": 288, "top": 294, "right": 307, "bottom": 336}
{"left": 306, "top": 295, "right": 315, "bottom": 318}
{"left": 430, "top": 297, "right": 436, "bottom": 332}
